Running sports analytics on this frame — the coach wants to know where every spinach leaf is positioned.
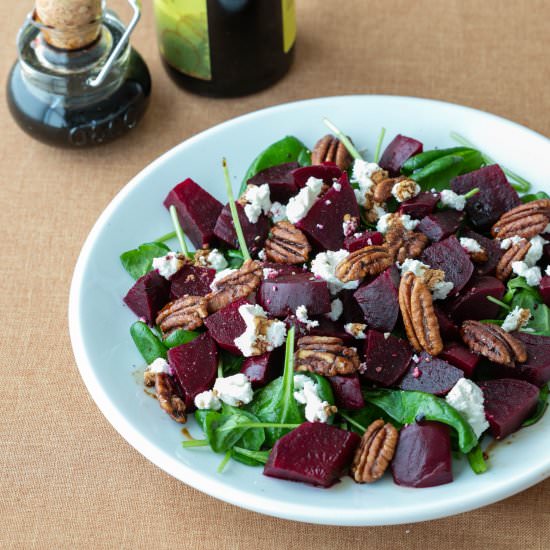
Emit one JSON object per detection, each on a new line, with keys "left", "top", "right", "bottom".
{"left": 363, "top": 389, "right": 478, "bottom": 453}
{"left": 401, "top": 147, "right": 474, "bottom": 175}
{"left": 338, "top": 405, "right": 396, "bottom": 435}
{"left": 120, "top": 242, "right": 170, "bottom": 280}
{"left": 225, "top": 249, "right": 245, "bottom": 269}
{"left": 130, "top": 321, "right": 167, "bottom": 364}
{"left": 239, "top": 136, "right": 310, "bottom": 195}
{"left": 522, "top": 385, "right": 549, "bottom": 427}
{"left": 220, "top": 350, "right": 245, "bottom": 377}
{"left": 231, "top": 447, "right": 270, "bottom": 466}
{"left": 467, "top": 444, "right": 488, "bottom": 475}
{"left": 527, "top": 303, "right": 550, "bottom": 335}
{"left": 521, "top": 191, "right": 550, "bottom": 203}
{"left": 163, "top": 328, "right": 200, "bottom": 348}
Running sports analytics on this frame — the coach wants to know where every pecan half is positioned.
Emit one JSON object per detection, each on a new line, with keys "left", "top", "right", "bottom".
{"left": 399, "top": 271, "right": 443, "bottom": 355}
{"left": 461, "top": 320, "right": 527, "bottom": 367}
{"left": 193, "top": 248, "right": 211, "bottom": 267}
{"left": 385, "top": 222, "right": 429, "bottom": 263}
{"left": 155, "top": 373, "right": 186, "bottom": 423}
{"left": 156, "top": 295, "right": 208, "bottom": 335}
{"left": 491, "top": 199, "right": 550, "bottom": 240}
{"left": 335, "top": 245, "right": 392, "bottom": 282}
{"left": 206, "top": 260, "right": 262, "bottom": 313}
{"left": 372, "top": 176, "right": 397, "bottom": 204}
{"left": 351, "top": 420, "right": 399, "bottom": 483}
{"left": 265, "top": 221, "right": 311, "bottom": 264}
{"left": 468, "top": 247, "right": 489, "bottom": 263}
{"left": 311, "top": 134, "right": 353, "bottom": 170}
{"left": 295, "top": 335, "right": 360, "bottom": 376}
{"left": 495, "top": 239, "right": 530, "bottom": 281}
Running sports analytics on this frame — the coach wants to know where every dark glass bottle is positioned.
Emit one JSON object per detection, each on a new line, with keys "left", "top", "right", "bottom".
{"left": 154, "top": 0, "right": 296, "bottom": 97}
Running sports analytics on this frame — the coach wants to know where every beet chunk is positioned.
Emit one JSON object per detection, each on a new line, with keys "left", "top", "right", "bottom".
{"left": 296, "top": 173, "right": 360, "bottom": 251}
{"left": 479, "top": 378, "right": 540, "bottom": 439}
{"left": 204, "top": 297, "right": 248, "bottom": 355}
{"left": 379, "top": 134, "right": 423, "bottom": 176}
{"left": 434, "top": 307, "right": 460, "bottom": 340}
{"left": 451, "top": 165, "right": 520, "bottom": 228}
{"left": 362, "top": 330, "right": 412, "bottom": 386}
{"left": 337, "top": 289, "right": 365, "bottom": 324}
{"left": 257, "top": 272, "right": 331, "bottom": 318}
{"left": 392, "top": 421, "right": 453, "bottom": 488}
{"left": 246, "top": 162, "right": 299, "bottom": 203}
{"left": 169, "top": 265, "right": 215, "bottom": 300}
{"left": 263, "top": 422, "right": 360, "bottom": 487}
{"left": 168, "top": 333, "right": 218, "bottom": 411}
{"left": 398, "top": 192, "right": 440, "bottom": 219}
{"left": 328, "top": 375, "right": 365, "bottom": 410}
{"left": 241, "top": 349, "right": 283, "bottom": 388}
{"left": 123, "top": 270, "right": 170, "bottom": 326}
{"left": 353, "top": 266, "right": 400, "bottom": 332}
{"left": 344, "top": 230, "right": 384, "bottom": 252}
{"left": 398, "top": 352, "right": 464, "bottom": 395}
{"left": 421, "top": 236, "right": 473, "bottom": 295}
{"left": 291, "top": 163, "right": 342, "bottom": 188}
{"left": 443, "top": 275, "right": 505, "bottom": 324}
{"left": 539, "top": 275, "right": 550, "bottom": 307}
{"left": 417, "top": 210, "right": 464, "bottom": 242}
{"left": 214, "top": 202, "right": 269, "bottom": 256}
{"left": 164, "top": 178, "right": 223, "bottom": 248}
{"left": 461, "top": 229, "right": 503, "bottom": 276}
{"left": 308, "top": 318, "right": 355, "bottom": 346}
{"left": 440, "top": 343, "right": 479, "bottom": 378}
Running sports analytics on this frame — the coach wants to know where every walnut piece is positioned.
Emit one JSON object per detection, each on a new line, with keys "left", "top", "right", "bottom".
{"left": 335, "top": 245, "right": 392, "bottom": 282}
{"left": 399, "top": 271, "right": 443, "bottom": 355}
{"left": 491, "top": 199, "right": 550, "bottom": 240}
{"left": 311, "top": 134, "right": 353, "bottom": 170}
{"left": 265, "top": 221, "right": 311, "bottom": 264}
{"left": 156, "top": 295, "right": 208, "bottom": 335}
{"left": 461, "top": 320, "right": 527, "bottom": 367}
{"left": 295, "top": 335, "right": 360, "bottom": 376}
{"left": 495, "top": 238, "right": 531, "bottom": 281}
{"left": 351, "top": 420, "right": 399, "bottom": 483}
{"left": 155, "top": 373, "right": 186, "bottom": 423}
{"left": 206, "top": 260, "right": 262, "bottom": 313}
{"left": 385, "top": 222, "right": 429, "bottom": 263}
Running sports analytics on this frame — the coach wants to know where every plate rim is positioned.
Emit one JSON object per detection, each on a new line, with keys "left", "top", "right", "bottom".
{"left": 69, "top": 94, "right": 550, "bottom": 526}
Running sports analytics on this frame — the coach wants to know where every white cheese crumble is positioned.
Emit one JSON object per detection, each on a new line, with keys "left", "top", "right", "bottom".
{"left": 439, "top": 189, "right": 466, "bottom": 211}
{"left": 383, "top": 332, "right": 391, "bottom": 339}
{"left": 333, "top": 182, "right": 342, "bottom": 192}
{"left": 399, "top": 258, "right": 454, "bottom": 300}
{"left": 233, "top": 304, "right": 287, "bottom": 357}
{"left": 524, "top": 235, "right": 548, "bottom": 266}
{"left": 326, "top": 298, "right": 343, "bottom": 321}
{"left": 269, "top": 201, "right": 287, "bottom": 223}
{"left": 311, "top": 249, "right": 360, "bottom": 295}
{"left": 445, "top": 378, "right": 489, "bottom": 438}
{"left": 432, "top": 281, "right": 454, "bottom": 301}
{"left": 147, "top": 357, "right": 171, "bottom": 374}
{"left": 152, "top": 253, "right": 185, "bottom": 279}
{"left": 511, "top": 261, "right": 542, "bottom": 286}
{"left": 242, "top": 183, "right": 272, "bottom": 223}
{"left": 352, "top": 160, "right": 383, "bottom": 206}
{"left": 342, "top": 217, "right": 358, "bottom": 237}
{"left": 376, "top": 213, "right": 419, "bottom": 234}
{"left": 391, "top": 180, "right": 421, "bottom": 202}
{"left": 257, "top": 248, "right": 267, "bottom": 261}
{"left": 376, "top": 213, "right": 394, "bottom": 234}
{"left": 263, "top": 267, "right": 278, "bottom": 279}
{"left": 213, "top": 373, "right": 254, "bottom": 407}
{"left": 293, "top": 374, "right": 334, "bottom": 423}
{"left": 295, "top": 305, "right": 319, "bottom": 329}
{"left": 286, "top": 176, "right": 324, "bottom": 223}
{"left": 500, "top": 235, "right": 524, "bottom": 250}
{"left": 344, "top": 323, "right": 367, "bottom": 339}
{"left": 546, "top": 265, "right": 550, "bottom": 277}
{"left": 459, "top": 237, "right": 483, "bottom": 254}
{"left": 195, "top": 248, "right": 228, "bottom": 271}
{"left": 194, "top": 389, "right": 222, "bottom": 411}
{"left": 501, "top": 306, "right": 531, "bottom": 332}
{"left": 210, "top": 267, "right": 237, "bottom": 290}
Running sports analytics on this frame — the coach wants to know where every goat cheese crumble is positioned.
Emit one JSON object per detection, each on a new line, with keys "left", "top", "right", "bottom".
{"left": 147, "top": 357, "right": 171, "bottom": 375}
{"left": 524, "top": 235, "right": 548, "bottom": 266}
{"left": 511, "top": 261, "right": 542, "bottom": 286}
{"left": 194, "top": 389, "right": 222, "bottom": 411}
{"left": 344, "top": 323, "right": 367, "bottom": 339}
{"left": 242, "top": 183, "right": 272, "bottom": 223}
{"left": 500, "top": 235, "right": 524, "bottom": 250}
{"left": 459, "top": 237, "right": 483, "bottom": 254}
{"left": 326, "top": 298, "right": 343, "bottom": 321}
{"left": 295, "top": 305, "right": 319, "bottom": 329}
{"left": 210, "top": 267, "right": 237, "bottom": 290}
{"left": 152, "top": 253, "right": 185, "bottom": 279}
{"left": 439, "top": 189, "right": 466, "bottom": 211}
{"left": 399, "top": 258, "right": 454, "bottom": 300}
{"left": 293, "top": 374, "right": 334, "bottom": 423}
{"left": 196, "top": 248, "right": 228, "bottom": 271}
{"left": 391, "top": 179, "right": 421, "bottom": 202}
{"left": 269, "top": 201, "right": 287, "bottom": 223}
{"left": 445, "top": 378, "right": 489, "bottom": 438}
{"left": 352, "top": 160, "right": 384, "bottom": 206}
{"left": 311, "top": 249, "right": 360, "bottom": 294}
{"left": 376, "top": 213, "right": 419, "bottom": 234}
{"left": 501, "top": 306, "right": 531, "bottom": 332}
{"left": 342, "top": 216, "right": 359, "bottom": 237}
{"left": 286, "top": 177, "right": 324, "bottom": 223}
{"left": 213, "top": 373, "right": 254, "bottom": 407}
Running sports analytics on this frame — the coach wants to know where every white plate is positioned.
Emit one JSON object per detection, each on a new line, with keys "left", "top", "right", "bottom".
{"left": 69, "top": 96, "right": 550, "bottom": 526}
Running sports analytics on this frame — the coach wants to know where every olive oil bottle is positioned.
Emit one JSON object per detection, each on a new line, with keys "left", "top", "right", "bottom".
{"left": 154, "top": 0, "right": 296, "bottom": 97}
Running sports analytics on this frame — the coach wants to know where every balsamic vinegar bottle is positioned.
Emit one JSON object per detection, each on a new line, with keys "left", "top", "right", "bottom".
{"left": 153, "top": 0, "right": 296, "bottom": 97}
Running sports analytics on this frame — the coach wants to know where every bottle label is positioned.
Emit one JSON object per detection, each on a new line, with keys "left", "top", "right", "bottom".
{"left": 281, "top": 0, "right": 296, "bottom": 53}
{"left": 153, "top": 0, "right": 212, "bottom": 81}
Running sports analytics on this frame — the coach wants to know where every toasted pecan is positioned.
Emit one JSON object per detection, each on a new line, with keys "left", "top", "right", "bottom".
{"left": 491, "top": 199, "right": 550, "bottom": 240}
{"left": 385, "top": 222, "right": 429, "bottom": 263}
{"left": 294, "top": 335, "right": 360, "bottom": 376}
{"left": 311, "top": 134, "right": 353, "bottom": 171}
{"left": 156, "top": 295, "right": 208, "bottom": 335}
{"left": 335, "top": 245, "right": 392, "bottom": 282}
{"left": 495, "top": 239, "right": 530, "bottom": 281}
{"left": 155, "top": 373, "right": 186, "bottom": 423}
{"left": 265, "top": 221, "right": 311, "bottom": 264}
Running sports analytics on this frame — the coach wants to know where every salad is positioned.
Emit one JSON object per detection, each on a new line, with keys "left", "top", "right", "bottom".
{"left": 121, "top": 120, "right": 549, "bottom": 488}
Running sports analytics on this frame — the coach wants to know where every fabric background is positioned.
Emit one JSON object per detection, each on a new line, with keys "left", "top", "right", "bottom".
{"left": 1, "top": 1, "right": 549, "bottom": 548}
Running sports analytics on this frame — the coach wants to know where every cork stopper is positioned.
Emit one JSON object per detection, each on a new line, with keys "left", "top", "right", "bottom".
{"left": 35, "top": 0, "right": 103, "bottom": 50}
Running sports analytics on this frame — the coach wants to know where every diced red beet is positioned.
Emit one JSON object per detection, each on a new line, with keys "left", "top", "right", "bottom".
{"left": 168, "top": 333, "right": 218, "bottom": 411}
{"left": 123, "top": 270, "right": 170, "bottom": 326}
{"left": 263, "top": 422, "right": 360, "bottom": 487}
{"left": 344, "top": 230, "right": 384, "bottom": 252}
{"left": 353, "top": 266, "right": 399, "bottom": 332}
{"left": 443, "top": 275, "right": 505, "bottom": 324}
{"left": 246, "top": 162, "right": 299, "bottom": 203}
{"left": 440, "top": 343, "right": 479, "bottom": 378}
{"left": 164, "top": 178, "right": 223, "bottom": 248}
{"left": 257, "top": 272, "right": 331, "bottom": 318}
{"left": 204, "top": 297, "right": 248, "bottom": 355}
{"left": 417, "top": 210, "right": 464, "bottom": 242}
{"left": 398, "top": 352, "right": 464, "bottom": 395}
{"left": 460, "top": 229, "right": 504, "bottom": 276}
{"left": 328, "top": 374, "right": 365, "bottom": 410}
{"left": 362, "top": 330, "right": 412, "bottom": 386}
{"left": 421, "top": 236, "right": 474, "bottom": 295}
{"left": 296, "top": 172, "right": 360, "bottom": 251}
{"left": 291, "top": 163, "right": 342, "bottom": 188}
{"left": 539, "top": 275, "right": 550, "bottom": 307}
{"left": 451, "top": 165, "right": 520, "bottom": 228}
{"left": 337, "top": 289, "right": 366, "bottom": 324}
{"left": 392, "top": 421, "right": 453, "bottom": 488}
{"left": 214, "top": 202, "right": 269, "bottom": 256}
{"left": 434, "top": 306, "right": 460, "bottom": 340}
{"left": 398, "top": 192, "right": 440, "bottom": 219}
{"left": 169, "top": 265, "right": 215, "bottom": 300}
{"left": 479, "top": 378, "right": 540, "bottom": 439}
{"left": 261, "top": 262, "right": 303, "bottom": 277}
{"left": 308, "top": 318, "right": 355, "bottom": 346}
{"left": 241, "top": 349, "right": 283, "bottom": 388}
{"left": 379, "top": 134, "right": 423, "bottom": 176}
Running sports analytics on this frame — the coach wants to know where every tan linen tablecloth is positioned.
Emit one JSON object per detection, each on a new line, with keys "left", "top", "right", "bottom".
{"left": 1, "top": 1, "right": 549, "bottom": 548}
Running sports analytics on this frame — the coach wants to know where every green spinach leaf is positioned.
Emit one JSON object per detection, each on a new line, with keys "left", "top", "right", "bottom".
{"left": 220, "top": 350, "right": 245, "bottom": 377}
{"left": 120, "top": 242, "right": 170, "bottom": 280}
{"left": 163, "top": 328, "right": 200, "bottom": 348}
{"left": 231, "top": 447, "right": 270, "bottom": 466}
{"left": 467, "top": 444, "right": 488, "bottom": 474}
{"left": 130, "top": 321, "right": 167, "bottom": 364}
{"left": 225, "top": 249, "right": 245, "bottom": 269}
{"left": 522, "top": 385, "right": 549, "bottom": 427}
{"left": 521, "top": 191, "right": 550, "bottom": 203}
